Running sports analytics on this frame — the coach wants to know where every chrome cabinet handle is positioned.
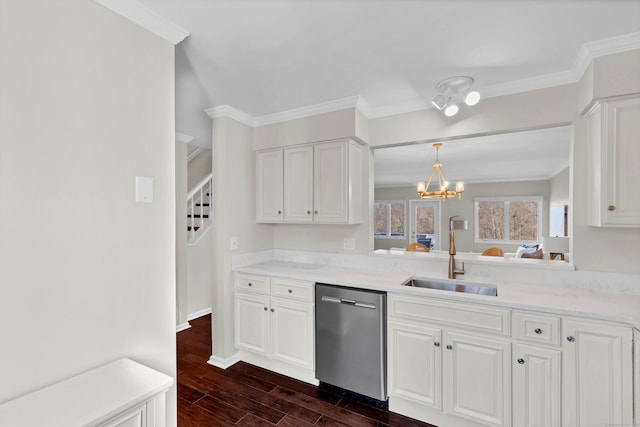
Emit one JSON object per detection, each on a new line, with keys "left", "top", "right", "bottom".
{"left": 434, "top": 342, "right": 440, "bottom": 347}
{"left": 567, "top": 336, "right": 575, "bottom": 342}
{"left": 517, "top": 358, "right": 525, "bottom": 365}
{"left": 534, "top": 328, "right": 542, "bottom": 334}
{"left": 446, "top": 344, "right": 453, "bottom": 350}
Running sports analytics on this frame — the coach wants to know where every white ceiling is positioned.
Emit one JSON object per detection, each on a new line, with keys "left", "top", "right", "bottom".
{"left": 133, "top": 0, "right": 638, "bottom": 182}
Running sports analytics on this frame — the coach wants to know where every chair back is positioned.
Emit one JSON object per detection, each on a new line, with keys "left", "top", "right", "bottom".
{"left": 482, "top": 247, "right": 504, "bottom": 257}
{"left": 406, "top": 242, "right": 429, "bottom": 252}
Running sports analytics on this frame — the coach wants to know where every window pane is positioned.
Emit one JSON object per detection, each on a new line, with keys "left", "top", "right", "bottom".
{"left": 509, "top": 201, "right": 538, "bottom": 241}
{"left": 477, "top": 201, "right": 504, "bottom": 240}
{"left": 389, "top": 202, "right": 404, "bottom": 235}
{"left": 374, "top": 203, "right": 388, "bottom": 235}
{"left": 416, "top": 207, "right": 435, "bottom": 234}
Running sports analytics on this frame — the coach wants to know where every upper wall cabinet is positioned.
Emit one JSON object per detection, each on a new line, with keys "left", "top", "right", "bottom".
{"left": 256, "top": 139, "right": 363, "bottom": 224}
{"left": 586, "top": 95, "right": 640, "bottom": 227}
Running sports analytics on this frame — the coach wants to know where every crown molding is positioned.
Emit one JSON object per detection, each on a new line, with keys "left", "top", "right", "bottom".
{"left": 95, "top": 0, "right": 189, "bottom": 45}
{"left": 175, "top": 132, "right": 194, "bottom": 144}
{"left": 573, "top": 31, "right": 640, "bottom": 80}
{"left": 253, "top": 95, "right": 364, "bottom": 127}
{"left": 205, "top": 105, "right": 255, "bottom": 127}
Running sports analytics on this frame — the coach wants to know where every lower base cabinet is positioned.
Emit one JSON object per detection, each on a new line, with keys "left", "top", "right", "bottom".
{"left": 234, "top": 274, "right": 315, "bottom": 383}
{"left": 387, "top": 294, "right": 636, "bottom": 427}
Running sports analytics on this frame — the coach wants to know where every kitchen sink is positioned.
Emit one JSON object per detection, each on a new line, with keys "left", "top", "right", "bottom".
{"left": 402, "top": 278, "right": 498, "bottom": 296}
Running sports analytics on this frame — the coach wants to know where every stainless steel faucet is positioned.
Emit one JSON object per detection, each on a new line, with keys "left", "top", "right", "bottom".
{"left": 448, "top": 216, "right": 467, "bottom": 279}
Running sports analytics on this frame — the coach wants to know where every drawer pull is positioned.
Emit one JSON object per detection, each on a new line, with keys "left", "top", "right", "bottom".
{"left": 270, "top": 308, "right": 275, "bottom": 312}
{"left": 608, "top": 205, "right": 616, "bottom": 211}
{"left": 248, "top": 283, "right": 252, "bottom": 287}
{"left": 288, "top": 289, "right": 293, "bottom": 293}
{"left": 534, "top": 328, "right": 542, "bottom": 334}
{"left": 446, "top": 344, "right": 453, "bottom": 350}
{"left": 263, "top": 307, "right": 267, "bottom": 311}
{"left": 567, "top": 336, "right": 575, "bottom": 342}
{"left": 278, "top": 210, "right": 282, "bottom": 214}
{"left": 517, "top": 358, "right": 525, "bottom": 365}
{"left": 434, "top": 342, "right": 440, "bottom": 347}
{"left": 307, "top": 210, "right": 311, "bottom": 214}
{"left": 314, "top": 210, "right": 318, "bottom": 214}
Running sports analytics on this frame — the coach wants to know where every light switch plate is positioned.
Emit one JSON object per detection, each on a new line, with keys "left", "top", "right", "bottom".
{"left": 135, "top": 177, "right": 154, "bottom": 203}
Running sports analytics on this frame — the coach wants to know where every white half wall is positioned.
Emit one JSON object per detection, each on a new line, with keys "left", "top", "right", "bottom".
{"left": 0, "top": 0, "right": 177, "bottom": 424}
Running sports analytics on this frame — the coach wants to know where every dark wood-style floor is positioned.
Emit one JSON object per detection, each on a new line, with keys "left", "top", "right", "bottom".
{"left": 177, "top": 314, "right": 437, "bottom": 426}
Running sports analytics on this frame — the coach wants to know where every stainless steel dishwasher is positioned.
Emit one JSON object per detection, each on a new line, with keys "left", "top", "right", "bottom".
{"left": 315, "top": 283, "right": 387, "bottom": 401}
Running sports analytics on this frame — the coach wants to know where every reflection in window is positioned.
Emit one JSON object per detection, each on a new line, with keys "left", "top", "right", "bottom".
{"left": 374, "top": 201, "right": 405, "bottom": 238}
{"left": 475, "top": 197, "right": 542, "bottom": 244}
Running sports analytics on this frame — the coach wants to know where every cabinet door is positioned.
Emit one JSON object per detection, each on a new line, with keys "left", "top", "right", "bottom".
{"left": 235, "top": 293, "right": 269, "bottom": 356}
{"left": 313, "top": 141, "right": 348, "bottom": 223}
{"left": 269, "top": 297, "right": 314, "bottom": 369}
{"left": 443, "top": 331, "right": 510, "bottom": 427}
{"left": 256, "top": 149, "right": 283, "bottom": 223}
{"left": 283, "top": 145, "right": 314, "bottom": 223}
{"left": 387, "top": 321, "right": 442, "bottom": 409}
{"left": 512, "top": 343, "right": 561, "bottom": 427}
{"left": 562, "top": 319, "right": 633, "bottom": 427}
{"left": 587, "top": 96, "right": 640, "bottom": 227}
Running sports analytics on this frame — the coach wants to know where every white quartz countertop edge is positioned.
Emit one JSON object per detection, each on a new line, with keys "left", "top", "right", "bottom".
{"left": 234, "top": 261, "right": 640, "bottom": 330}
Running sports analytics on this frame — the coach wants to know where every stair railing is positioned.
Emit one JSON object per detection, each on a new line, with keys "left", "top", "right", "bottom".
{"left": 187, "top": 173, "right": 212, "bottom": 242}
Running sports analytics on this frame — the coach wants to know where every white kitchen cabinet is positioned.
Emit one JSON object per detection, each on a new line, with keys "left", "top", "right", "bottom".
{"left": 283, "top": 145, "right": 314, "bottom": 223}
{"left": 562, "top": 318, "right": 633, "bottom": 427}
{"left": 443, "top": 331, "right": 511, "bottom": 427}
{"left": 387, "top": 320, "right": 442, "bottom": 409}
{"left": 634, "top": 328, "right": 640, "bottom": 426}
{"left": 387, "top": 294, "right": 511, "bottom": 427}
{"left": 255, "top": 139, "right": 362, "bottom": 224}
{"left": 512, "top": 310, "right": 561, "bottom": 427}
{"left": 234, "top": 274, "right": 315, "bottom": 383}
{"left": 313, "top": 140, "right": 362, "bottom": 224}
{"left": 586, "top": 95, "right": 640, "bottom": 227}
{"left": 255, "top": 149, "right": 284, "bottom": 222}
{"left": 512, "top": 343, "right": 561, "bottom": 427}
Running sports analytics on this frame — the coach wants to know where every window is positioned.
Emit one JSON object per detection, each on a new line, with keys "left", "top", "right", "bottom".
{"left": 374, "top": 201, "right": 405, "bottom": 238}
{"left": 475, "top": 196, "right": 542, "bottom": 244}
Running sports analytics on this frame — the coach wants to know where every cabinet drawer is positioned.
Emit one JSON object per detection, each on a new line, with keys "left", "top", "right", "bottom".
{"left": 271, "top": 278, "right": 314, "bottom": 302}
{"left": 388, "top": 294, "right": 510, "bottom": 337}
{"left": 236, "top": 274, "right": 270, "bottom": 294}
{"left": 513, "top": 310, "right": 560, "bottom": 346}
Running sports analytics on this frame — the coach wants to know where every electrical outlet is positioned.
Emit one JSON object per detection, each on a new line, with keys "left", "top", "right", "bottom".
{"left": 343, "top": 238, "right": 356, "bottom": 250}
{"left": 230, "top": 236, "right": 238, "bottom": 251}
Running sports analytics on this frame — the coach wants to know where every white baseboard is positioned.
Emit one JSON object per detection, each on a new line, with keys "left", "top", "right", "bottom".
{"left": 176, "top": 322, "right": 191, "bottom": 333}
{"left": 208, "top": 353, "right": 241, "bottom": 369}
{"left": 187, "top": 307, "right": 212, "bottom": 321}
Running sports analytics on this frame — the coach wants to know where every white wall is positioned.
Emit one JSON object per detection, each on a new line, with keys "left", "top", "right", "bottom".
{"left": 211, "top": 117, "right": 275, "bottom": 362}
{"left": 187, "top": 229, "right": 213, "bottom": 317}
{"left": 0, "top": 0, "right": 177, "bottom": 424}
{"left": 187, "top": 148, "right": 212, "bottom": 190}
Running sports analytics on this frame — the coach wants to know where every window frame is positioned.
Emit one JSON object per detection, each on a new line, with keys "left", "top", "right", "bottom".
{"left": 373, "top": 200, "right": 406, "bottom": 239}
{"left": 474, "top": 196, "right": 543, "bottom": 244}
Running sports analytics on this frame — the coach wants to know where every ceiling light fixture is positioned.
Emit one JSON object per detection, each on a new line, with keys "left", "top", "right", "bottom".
{"left": 431, "top": 76, "right": 481, "bottom": 116}
{"left": 416, "top": 143, "right": 464, "bottom": 200}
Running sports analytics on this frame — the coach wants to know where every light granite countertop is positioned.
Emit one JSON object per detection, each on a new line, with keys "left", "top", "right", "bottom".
{"left": 235, "top": 260, "right": 640, "bottom": 330}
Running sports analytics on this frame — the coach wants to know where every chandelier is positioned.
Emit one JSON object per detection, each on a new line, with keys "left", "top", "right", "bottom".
{"left": 416, "top": 143, "right": 464, "bottom": 200}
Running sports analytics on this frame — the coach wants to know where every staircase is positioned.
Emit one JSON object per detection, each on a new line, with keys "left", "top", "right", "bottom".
{"left": 187, "top": 173, "right": 212, "bottom": 246}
